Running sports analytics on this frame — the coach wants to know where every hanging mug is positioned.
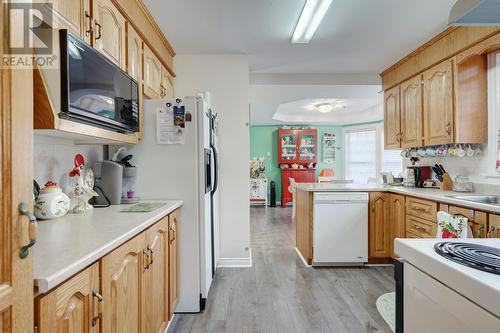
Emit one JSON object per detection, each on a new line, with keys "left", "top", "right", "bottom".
{"left": 466, "top": 144, "right": 475, "bottom": 157}
{"left": 417, "top": 147, "right": 427, "bottom": 157}
{"left": 457, "top": 144, "right": 466, "bottom": 158}
{"left": 426, "top": 146, "right": 436, "bottom": 157}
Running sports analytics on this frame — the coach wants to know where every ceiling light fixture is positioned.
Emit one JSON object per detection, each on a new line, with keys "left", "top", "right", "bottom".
{"left": 314, "top": 100, "right": 347, "bottom": 113}
{"left": 291, "top": 0, "right": 333, "bottom": 44}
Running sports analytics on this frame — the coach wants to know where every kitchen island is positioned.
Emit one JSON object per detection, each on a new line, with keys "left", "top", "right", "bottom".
{"left": 295, "top": 183, "right": 500, "bottom": 266}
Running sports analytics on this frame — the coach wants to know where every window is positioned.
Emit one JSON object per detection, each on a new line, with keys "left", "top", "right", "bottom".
{"left": 343, "top": 123, "right": 403, "bottom": 183}
{"left": 344, "top": 128, "right": 377, "bottom": 184}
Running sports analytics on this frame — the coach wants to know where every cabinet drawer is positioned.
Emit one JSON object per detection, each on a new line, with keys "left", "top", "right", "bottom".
{"left": 406, "top": 215, "right": 437, "bottom": 238}
{"left": 406, "top": 197, "right": 437, "bottom": 221}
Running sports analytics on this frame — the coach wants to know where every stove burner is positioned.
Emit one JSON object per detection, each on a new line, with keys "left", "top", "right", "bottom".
{"left": 434, "top": 242, "right": 500, "bottom": 275}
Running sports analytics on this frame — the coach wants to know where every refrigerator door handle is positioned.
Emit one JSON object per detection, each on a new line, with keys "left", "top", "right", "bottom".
{"left": 210, "top": 145, "right": 218, "bottom": 195}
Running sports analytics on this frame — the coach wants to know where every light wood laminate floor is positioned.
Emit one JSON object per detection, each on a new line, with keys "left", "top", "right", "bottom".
{"left": 172, "top": 207, "right": 394, "bottom": 333}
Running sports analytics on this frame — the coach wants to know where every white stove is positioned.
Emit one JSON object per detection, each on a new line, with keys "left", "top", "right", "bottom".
{"left": 394, "top": 238, "right": 500, "bottom": 333}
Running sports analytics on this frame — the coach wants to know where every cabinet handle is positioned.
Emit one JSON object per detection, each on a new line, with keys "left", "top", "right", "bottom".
{"left": 169, "top": 224, "right": 176, "bottom": 244}
{"left": 160, "top": 84, "right": 165, "bottom": 98}
{"left": 94, "top": 20, "right": 102, "bottom": 40}
{"left": 413, "top": 206, "right": 427, "bottom": 213}
{"left": 487, "top": 226, "right": 496, "bottom": 237}
{"left": 85, "top": 11, "right": 93, "bottom": 36}
{"left": 477, "top": 224, "right": 485, "bottom": 238}
{"left": 92, "top": 289, "right": 104, "bottom": 327}
{"left": 143, "top": 249, "right": 151, "bottom": 270}
{"left": 445, "top": 121, "right": 451, "bottom": 135}
{"left": 147, "top": 246, "right": 154, "bottom": 267}
{"left": 19, "top": 202, "right": 38, "bottom": 259}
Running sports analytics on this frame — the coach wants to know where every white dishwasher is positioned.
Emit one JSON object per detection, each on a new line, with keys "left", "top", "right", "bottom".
{"left": 313, "top": 192, "right": 368, "bottom": 265}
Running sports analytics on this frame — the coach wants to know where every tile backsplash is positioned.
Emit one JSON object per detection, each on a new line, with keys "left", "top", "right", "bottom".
{"left": 34, "top": 135, "right": 103, "bottom": 190}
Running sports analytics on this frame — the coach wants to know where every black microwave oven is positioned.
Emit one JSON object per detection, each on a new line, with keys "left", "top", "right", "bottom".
{"left": 59, "top": 30, "right": 139, "bottom": 133}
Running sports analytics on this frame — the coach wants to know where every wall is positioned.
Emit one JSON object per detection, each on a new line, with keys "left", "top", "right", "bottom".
{"left": 33, "top": 135, "right": 103, "bottom": 189}
{"left": 250, "top": 125, "right": 343, "bottom": 201}
{"left": 174, "top": 55, "right": 251, "bottom": 260}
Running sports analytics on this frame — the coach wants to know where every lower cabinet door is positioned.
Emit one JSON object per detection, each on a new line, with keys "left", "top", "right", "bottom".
{"left": 389, "top": 194, "right": 406, "bottom": 258}
{"left": 369, "top": 192, "right": 391, "bottom": 259}
{"left": 142, "top": 217, "right": 169, "bottom": 333}
{"left": 101, "top": 233, "right": 145, "bottom": 333}
{"left": 169, "top": 209, "right": 180, "bottom": 319}
{"left": 36, "top": 263, "right": 100, "bottom": 333}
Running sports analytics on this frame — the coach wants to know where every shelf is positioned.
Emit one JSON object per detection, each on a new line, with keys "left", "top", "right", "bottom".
{"left": 34, "top": 67, "right": 138, "bottom": 145}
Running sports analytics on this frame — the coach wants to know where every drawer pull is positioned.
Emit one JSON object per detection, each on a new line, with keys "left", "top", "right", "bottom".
{"left": 92, "top": 289, "right": 104, "bottom": 327}
{"left": 413, "top": 206, "right": 427, "bottom": 212}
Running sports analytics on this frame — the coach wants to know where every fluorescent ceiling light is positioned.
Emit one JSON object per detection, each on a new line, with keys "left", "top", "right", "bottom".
{"left": 292, "top": 0, "right": 333, "bottom": 44}
{"left": 314, "top": 100, "right": 347, "bottom": 113}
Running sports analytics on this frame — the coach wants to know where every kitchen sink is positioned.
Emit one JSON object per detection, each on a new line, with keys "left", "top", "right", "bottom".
{"left": 448, "top": 195, "right": 500, "bottom": 206}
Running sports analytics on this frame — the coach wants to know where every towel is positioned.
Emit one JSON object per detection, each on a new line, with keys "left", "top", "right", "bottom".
{"left": 436, "top": 211, "right": 471, "bottom": 238}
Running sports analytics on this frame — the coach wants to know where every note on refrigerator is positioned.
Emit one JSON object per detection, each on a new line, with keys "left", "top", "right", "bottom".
{"left": 156, "top": 106, "right": 184, "bottom": 144}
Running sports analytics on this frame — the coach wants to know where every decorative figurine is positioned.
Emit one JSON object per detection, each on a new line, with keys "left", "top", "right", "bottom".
{"left": 66, "top": 154, "right": 99, "bottom": 214}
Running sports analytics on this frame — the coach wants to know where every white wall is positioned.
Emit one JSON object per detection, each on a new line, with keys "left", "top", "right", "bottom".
{"left": 174, "top": 55, "right": 251, "bottom": 260}
{"left": 34, "top": 135, "right": 103, "bottom": 189}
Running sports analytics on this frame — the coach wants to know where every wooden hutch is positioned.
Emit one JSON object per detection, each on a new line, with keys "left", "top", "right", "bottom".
{"left": 278, "top": 128, "right": 318, "bottom": 207}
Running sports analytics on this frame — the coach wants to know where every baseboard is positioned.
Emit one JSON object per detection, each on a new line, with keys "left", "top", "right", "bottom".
{"left": 165, "top": 313, "right": 177, "bottom": 333}
{"left": 294, "top": 247, "right": 311, "bottom": 267}
{"left": 217, "top": 248, "right": 252, "bottom": 268}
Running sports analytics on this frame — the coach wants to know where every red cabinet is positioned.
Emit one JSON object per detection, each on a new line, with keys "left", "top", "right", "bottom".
{"left": 281, "top": 169, "right": 316, "bottom": 207}
{"left": 278, "top": 128, "right": 318, "bottom": 207}
{"left": 278, "top": 129, "right": 318, "bottom": 165}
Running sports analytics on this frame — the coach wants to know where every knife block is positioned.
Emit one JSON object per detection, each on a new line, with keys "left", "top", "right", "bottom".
{"left": 440, "top": 173, "right": 453, "bottom": 191}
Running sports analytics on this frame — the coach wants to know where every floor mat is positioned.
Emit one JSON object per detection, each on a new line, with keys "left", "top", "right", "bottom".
{"left": 376, "top": 292, "right": 395, "bottom": 332}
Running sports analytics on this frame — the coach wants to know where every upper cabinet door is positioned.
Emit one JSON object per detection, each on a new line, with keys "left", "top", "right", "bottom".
{"left": 423, "top": 60, "right": 454, "bottom": 145}
{"left": 144, "top": 45, "right": 162, "bottom": 99}
{"left": 400, "top": 75, "right": 423, "bottom": 148}
{"left": 92, "top": 0, "right": 126, "bottom": 68}
{"left": 101, "top": 233, "right": 145, "bottom": 333}
{"left": 161, "top": 66, "right": 174, "bottom": 99}
{"left": 36, "top": 264, "right": 100, "bottom": 333}
{"left": 142, "top": 218, "right": 169, "bottom": 333}
{"left": 51, "top": 0, "right": 92, "bottom": 42}
{"left": 1, "top": 8, "right": 35, "bottom": 331}
{"left": 383, "top": 85, "right": 401, "bottom": 149}
{"left": 127, "top": 23, "right": 143, "bottom": 84}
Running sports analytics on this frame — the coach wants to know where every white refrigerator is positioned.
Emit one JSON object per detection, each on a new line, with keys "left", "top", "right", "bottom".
{"left": 127, "top": 95, "right": 219, "bottom": 312}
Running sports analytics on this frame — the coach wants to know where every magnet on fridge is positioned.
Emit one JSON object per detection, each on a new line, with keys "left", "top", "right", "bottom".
{"left": 173, "top": 105, "right": 186, "bottom": 128}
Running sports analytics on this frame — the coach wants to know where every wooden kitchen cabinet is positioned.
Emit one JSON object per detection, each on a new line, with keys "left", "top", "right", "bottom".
{"left": 369, "top": 192, "right": 391, "bottom": 260}
{"left": 144, "top": 44, "right": 163, "bottom": 99}
{"left": 161, "top": 66, "right": 174, "bottom": 99}
{"left": 389, "top": 194, "right": 406, "bottom": 258}
{"left": 488, "top": 214, "right": 500, "bottom": 238}
{"left": 400, "top": 75, "right": 423, "bottom": 148}
{"left": 142, "top": 217, "right": 170, "bottom": 333}
{"left": 446, "top": 206, "right": 487, "bottom": 238}
{"left": 383, "top": 85, "right": 401, "bottom": 149}
{"left": 35, "top": 263, "right": 100, "bottom": 333}
{"left": 168, "top": 210, "right": 180, "bottom": 319}
{"left": 92, "top": 0, "right": 127, "bottom": 68}
{"left": 101, "top": 233, "right": 145, "bottom": 333}
{"left": 169, "top": 209, "right": 180, "bottom": 319}
{"left": 423, "top": 60, "right": 454, "bottom": 146}
{"left": 51, "top": 0, "right": 92, "bottom": 42}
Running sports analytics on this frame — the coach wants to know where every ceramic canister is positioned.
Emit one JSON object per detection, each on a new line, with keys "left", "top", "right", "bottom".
{"left": 34, "top": 181, "right": 71, "bottom": 219}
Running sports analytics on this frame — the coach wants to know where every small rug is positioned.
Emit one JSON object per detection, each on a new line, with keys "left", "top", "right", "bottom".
{"left": 376, "top": 292, "right": 395, "bottom": 332}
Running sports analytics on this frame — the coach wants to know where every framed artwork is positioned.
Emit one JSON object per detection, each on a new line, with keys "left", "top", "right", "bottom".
{"left": 322, "top": 134, "right": 336, "bottom": 163}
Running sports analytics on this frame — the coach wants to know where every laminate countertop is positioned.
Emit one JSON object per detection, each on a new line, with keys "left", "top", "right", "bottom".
{"left": 295, "top": 183, "right": 500, "bottom": 214}
{"left": 33, "top": 200, "right": 183, "bottom": 294}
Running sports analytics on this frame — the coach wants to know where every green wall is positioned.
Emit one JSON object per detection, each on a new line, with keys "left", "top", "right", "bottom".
{"left": 250, "top": 125, "right": 344, "bottom": 200}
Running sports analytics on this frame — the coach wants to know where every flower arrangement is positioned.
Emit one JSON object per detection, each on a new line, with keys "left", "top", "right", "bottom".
{"left": 250, "top": 158, "right": 266, "bottom": 179}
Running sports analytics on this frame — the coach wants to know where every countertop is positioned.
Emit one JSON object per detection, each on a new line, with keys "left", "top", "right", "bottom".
{"left": 295, "top": 183, "right": 500, "bottom": 214}
{"left": 395, "top": 238, "right": 500, "bottom": 318}
{"left": 33, "top": 200, "right": 183, "bottom": 294}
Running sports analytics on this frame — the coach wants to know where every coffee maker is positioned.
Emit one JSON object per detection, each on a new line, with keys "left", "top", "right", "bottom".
{"left": 403, "top": 158, "right": 432, "bottom": 187}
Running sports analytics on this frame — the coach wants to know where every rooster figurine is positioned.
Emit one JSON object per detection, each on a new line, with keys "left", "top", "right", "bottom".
{"left": 66, "top": 154, "right": 98, "bottom": 214}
